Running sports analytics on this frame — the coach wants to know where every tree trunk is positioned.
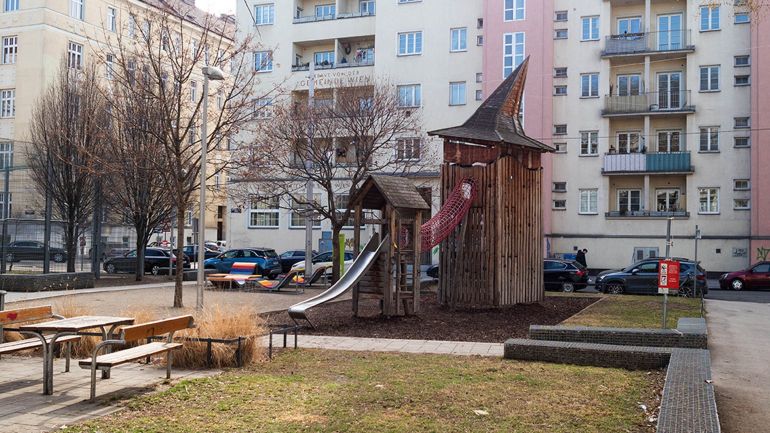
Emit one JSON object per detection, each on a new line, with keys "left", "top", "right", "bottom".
{"left": 331, "top": 225, "right": 342, "bottom": 283}
{"left": 134, "top": 222, "right": 147, "bottom": 281}
{"left": 173, "top": 209, "right": 185, "bottom": 308}
{"left": 65, "top": 223, "right": 77, "bottom": 273}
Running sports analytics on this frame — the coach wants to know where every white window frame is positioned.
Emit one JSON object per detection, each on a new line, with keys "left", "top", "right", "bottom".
{"left": 504, "top": 0, "right": 525, "bottom": 21}
{"left": 617, "top": 189, "right": 642, "bottom": 213}
{"left": 554, "top": 142, "right": 567, "bottom": 153}
{"left": 0, "top": 141, "right": 12, "bottom": 170}
{"left": 734, "top": 198, "right": 751, "bottom": 210}
{"left": 581, "top": 16, "right": 600, "bottom": 41}
{"left": 700, "top": 6, "right": 720, "bottom": 31}
{"left": 449, "top": 82, "right": 466, "bottom": 106}
{"left": 580, "top": 131, "right": 598, "bottom": 156}
{"left": 127, "top": 15, "right": 136, "bottom": 38}
{"left": 3, "top": 0, "right": 19, "bottom": 12}
{"left": 397, "top": 84, "right": 421, "bottom": 108}
{"left": 735, "top": 12, "right": 750, "bottom": 24}
{"left": 699, "top": 126, "right": 719, "bottom": 152}
{"left": 359, "top": 0, "right": 375, "bottom": 15}
{"left": 734, "top": 179, "right": 751, "bottom": 191}
{"left": 2, "top": 36, "right": 17, "bottom": 64}
{"left": 700, "top": 65, "right": 720, "bottom": 91}
{"left": 395, "top": 137, "right": 421, "bottom": 161}
{"left": 735, "top": 75, "right": 750, "bottom": 86}
{"left": 734, "top": 136, "right": 750, "bottom": 148}
{"left": 698, "top": 187, "right": 720, "bottom": 214}
{"left": 735, "top": 55, "right": 750, "bottom": 67}
{"left": 617, "top": 74, "right": 641, "bottom": 96}
{"left": 554, "top": 29, "right": 568, "bottom": 39}
{"left": 552, "top": 182, "right": 567, "bottom": 193}
{"left": 475, "top": 90, "right": 483, "bottom": 101}
{"left": 315, "top": 3, "right": 335, "bottom": 19}
{"left": 107, "top": 6, "right": 117, "bottom": 32}
{"left": 397, "top": 31, "right": 423, "bottom": 56}
{"left": 450, "top": 27, "right": 467, "bottom": 52}
{"left": 655, "top": 188, "right": 681, "bottom": 212}
{"left": 554, "top": 10, "right": 567, "bottom": 22}
{"left": 254, "top": 50, "right": 273, "bottom": 72}
{"left": 70, "top": 0, "right": 84, "bottom": 20}
{"left": 734, "top": 117, "right": 750, "bottom": 129}
{"left": 554, "top": 124, "right": 567, "bottom": 135}
{"left": 0, "top": 191, "right": 11, "bottom": 219}
{"left": 616, "top": 131, "right": 641, "bottom": 154}
{"left": 254, "top": 98, "right": 273, "bottom": 119}
{"left": 249, "top": 196, "right": 280, "bottom": 228}
{"left": 254, "top": 4, "right": 275, "bottom": 25}
{"left": 503, "top": 32, "right": 524, "bottom": 78}
{"left": 67, "top": 41, "right": 83, "bottom": 69}
{"left": 554, "top": 85, "right": 567, "bottom": 96}
{"left": 552, "top": 199, "right": 567, "bottom": 210}
{"left": 656, "top": 130, "right": 682, "bottom": 152}
{"left": 554, "top": 67, "right": 567, "bottom": 78}
{"left": 290, "top": 194, "right": 322, "bottom": 229}
{"left": 579, "top": 189, "right": 598, "bottom": 215}
{"left": 581, "top": 73, "right": 599, "bottom": 98}
{"left": 105, "top": 53, "right": 114, "bottom": 79}
{"left": 0, "top": 89, "right": 15, "bottom": 118}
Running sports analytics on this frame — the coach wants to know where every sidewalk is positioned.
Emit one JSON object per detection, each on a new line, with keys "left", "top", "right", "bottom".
{"left": 3, "top": 281, "right": 197, "bottom": 304}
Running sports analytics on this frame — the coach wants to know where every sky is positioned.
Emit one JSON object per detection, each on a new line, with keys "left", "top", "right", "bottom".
{"left": 196, "top": 0, "right": 236, "bottom": 15}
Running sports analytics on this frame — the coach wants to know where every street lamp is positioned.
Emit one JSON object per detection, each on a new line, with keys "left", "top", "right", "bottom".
{"left": 197, "top": 65, "right": 225, "bottom": 311}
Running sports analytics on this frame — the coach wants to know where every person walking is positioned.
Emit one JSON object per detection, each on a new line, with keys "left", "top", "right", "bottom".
{"left": 575, "top": 248, "right": 587, "bottom": 268}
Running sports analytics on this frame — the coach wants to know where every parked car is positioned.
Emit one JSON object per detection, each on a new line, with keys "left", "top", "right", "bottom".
{"left": 3, "top": 241, "right": 67, "bottom": 263}
{"left": 279, "top": 249, "right": 318, "bottom": 273}
{"left": 719, "top": 262, "right": 770, "bottom": 291}
{"left": 595, "top": 258, "right": 707, "bottom": 296}
{"left": 544, "top": 259, "right": 589, "bottom": 292}
{"left": 203, "top": 248, "right": 282, "bottom": 278}
{"left": 103, "top": 247, "right": 190, "bottom": 275}
{"left": 290, "top": 251, "right": 355, "bottom": 274}
{"left": 426, "top": 264, "right": 439, "bottom": 279}
{"left": 182, "top": 245, "right": 221, "bottom": 263}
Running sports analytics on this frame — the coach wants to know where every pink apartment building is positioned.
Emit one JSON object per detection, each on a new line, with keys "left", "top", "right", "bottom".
{"left": 751, "top": 18, "right": 770, "bottom": 262}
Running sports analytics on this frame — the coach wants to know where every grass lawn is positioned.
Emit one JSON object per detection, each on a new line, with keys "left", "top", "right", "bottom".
{"left": 64, "top": 350, "right": 661, "bottom": 433}
{"left": 562, "top": 295, "right": 702, "bottom": 329}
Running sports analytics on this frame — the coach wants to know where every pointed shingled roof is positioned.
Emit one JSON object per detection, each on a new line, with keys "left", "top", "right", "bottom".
{"left": 428, "top": 57, "right": 553, "bottom": 152}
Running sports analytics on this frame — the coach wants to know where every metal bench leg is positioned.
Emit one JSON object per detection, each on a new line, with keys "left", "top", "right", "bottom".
{"left": 65, "top": 342, "right": 71, "bottom": 373}
{"left": 90, "top": 364, "right": 97, "bottom": 402}
{"left": 166, "top": 350, "right": 173, "bottom": 380}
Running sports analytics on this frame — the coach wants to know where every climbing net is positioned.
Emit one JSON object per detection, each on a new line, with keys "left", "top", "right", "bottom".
{"left": 419, "top": 178, "right": 478, "bottom": 251}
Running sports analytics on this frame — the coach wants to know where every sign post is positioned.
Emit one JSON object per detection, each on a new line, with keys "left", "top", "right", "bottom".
{"left": 658, "top": 259, "right": 680, "bottom": 328}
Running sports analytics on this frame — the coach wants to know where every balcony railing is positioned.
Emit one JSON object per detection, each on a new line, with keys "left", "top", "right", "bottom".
{"left": 293, "top": 10, "right": 375, "bottom": 24}
{"left": 603, "top": 30, "right": 693, "bottom": 56}
{"left": 602, "top": 151, "right": 692, "bottom": 173}
{"left": 605, "top": 210, "right": 690, "bottom": 218}
{"left": 291, "top": 57, "right": 375, "bottom": 72}
{"left": 603, "top": 91, "right": 694, "bottom": 115}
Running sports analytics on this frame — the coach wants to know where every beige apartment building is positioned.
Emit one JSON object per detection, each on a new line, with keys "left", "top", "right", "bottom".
{"left": 230, "top": 0, "right": 486, "bottom": 257}
{"left": 0, "top": 0, "right": 232, "bottom": 249}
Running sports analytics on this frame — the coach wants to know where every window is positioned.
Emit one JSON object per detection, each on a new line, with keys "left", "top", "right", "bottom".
{"left": 395, "top": 138, "right": 421, "bottom": 161}
{"left": 554, "top": 142, "right": 567, "bottom": 153}
{"left": 554, "top": 29, "right": 567, "bottom": 40}
{"left": 254, "top": 98, "right": 273, "bottom": 118}
{"left": 552, "top": 182, "right": 567, "bottom": 192}
{"left": 105, "top": 53, "right": 114, "bottom": 79}
{"left": 735, "top": 55, "right": 750, "bottom": 67}
{"left": 360, "top": 0, "right": 375, "bottom": 15}
{"left": 617, "top": 189, "right": 642, "bottom": 213}
{"left": 0, "top": 192, "right": 11, "bottom": 219}
{"left": 398, "top": 31, "right": 423, "bottom": 56}
{"left": 0, "top": 89, "right": 14, "bottom": 118}
{"left": 315, "top": 4, "right": 335, "bottom": 18}
{"left": 656, "top": 189, "right": 680, "bottom": 212}
{"left": 314, "top": 51, "right": 334, "bottom": 67}
{"left": 617, "top": 74, "right": 641, "bottom": 96}
{"left": 552, "top": 199, "right": 566, "bottom": 210}
{"left": 554, "top": 67, "right": 567, "bottom": 78}
{"left": 582, "top": 16, "right": 600, "bottom": 41}
{"left": 254, "top": 51, "right": 272, "bottom": 72}
{"left": 0, "top": 141, "right": 12, "bottom": 169}
{"left": 580, "top": 73, "right": 599, "bottom": 97}
{"left": 735, "top": 117, "right": 750, "bottom": 129}
{"left": 475, "top": 72, "right": 483, "bottom": 83}
{"left": 249, "top": 197, "right": 279, "bottom": 228}
{"left": 734, "top": 136, "right": 750, "bottom": 148}
{"left": 450, "top": 28, "right": 467, "bottom": 52}
{"left": 698, "top": 187, "right": 720, "bottom": 214}
{"left": 67, "top": 41, "right": 83, "bottom": 69}
{"left": 554, "top": 10, "right": 567, "bottom": 22}
{"left": 657, "top": 130, "right": 682, "bottom": 152}
{"left": 107, "top": 6, "right": 117, "bottom": 32}
{"left": 699, "top": 127, "right": 719, "bottom": 151}
{"left": 397, "top": 84, "right": 421, "bottom": 107}
{"left": 477, "top": 18, "right": 483, "bottom": 29}
{"left": 4, "top": 0, "right": 19, "bottom": 12}
{"left": 616, "top": 132, "right": 641, "bottom": 153}
{"left": 735, "top": 75, "right": 750, "bottom": 86}
{"left": 554, "top": 85, "right": 567, "bottom": 96}
{"left": 734, "top": 179, "right": 750, "bottom": 191}
{"left": 398, "top": 0, "right": 420, "bottom": 3}
{"left": 254, "top": 4, "right": 274, "bottom": 25}
{"left": 580, "top": 131, "right": 598, "bottom": 155}
{"left": 554, "top": 124, "right": 567, "bottom": 135}
{"left": 735, "top": 12, "right": 750, "bottom": 24}
{"left": 579, "top": 189, "right": 598, "bottom": 214}
{"left": 504, "top": 0, "right": 525, "bottom": 21}
{"left": 128, "top": 15, "right": 136, "bottom": 38}
{"left": 70, "top": 0, "right": 84, "bottom": 20}
{"left": 503, "top": 32, "right": 524, "bottom": 78}
{"left": 190, "top": 81, "right": 197, "bottom": 102}
{"left": 290, "top": 195, "right": 321, "bottom": 228}
{"left": 734, "top": 199, "right": 751, "bottom": 210}
{"left": 449, "top": 82, "right": 466, "bottom": 105}
{"left": 2, "top": 36, "right": 17, "bottom": 64}
{"left": 475, "top": 90, "right": 483, "bottom": 101}
{"left": 617, "top": 17, "right": 642, "bottom": 34}
{"left": 476, "top": 35, "right": 484, "bottom": 46}
{"left": 700, "top": 6, "right": 720, "bottom": 31}
{"left": 700, "top": 66, "right": 720, "bottom": 91}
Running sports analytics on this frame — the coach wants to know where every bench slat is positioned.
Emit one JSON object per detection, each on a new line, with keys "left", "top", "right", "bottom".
{"left": 79, "top": 342, "right": 182, "bottom": 368}
{"left": 0, "top": 306, "right": 53, "bottom": 325}
{"left": 122, "top": 316, "right": 194, "bottom": 342}
{"left": 0, "top": 334, "right": 81, "bottom": 355}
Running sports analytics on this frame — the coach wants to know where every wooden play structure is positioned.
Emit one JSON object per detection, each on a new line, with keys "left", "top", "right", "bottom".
{"left": 429, "top": 56, "right": 554, "bottom": 307}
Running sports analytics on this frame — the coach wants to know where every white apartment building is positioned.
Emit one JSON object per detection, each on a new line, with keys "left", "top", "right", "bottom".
{"left": 547, "top": 0, "right": 753, "bottom": 272}
{"left": 230, "top": 0, "right": 485, "bottom": 257}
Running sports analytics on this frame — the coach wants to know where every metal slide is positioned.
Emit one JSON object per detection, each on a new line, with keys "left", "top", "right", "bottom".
{"left": 288, "top": 234, "right": 389, "bottom": 327}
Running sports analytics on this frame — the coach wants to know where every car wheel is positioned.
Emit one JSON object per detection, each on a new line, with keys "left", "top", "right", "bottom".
{"left": 106, "top": 263, "right": 116, "bottom": 274}
{"left": 562, "top": 282, "right": 575, "bottom": 293}
{"left": 606, "top": 282, "right": 624, "bottom": 295}
{"left": 731, "top": 279, "right": 744, "bottom": 291}
{"left": 151, "top": 265, "right": 160, "bottom": 276}
{"left": 678, "top": 284, "right": 695, "bottom": 298}
{"left": 4, "top": 253, "right": 13, "bottom": 263}
{"left": 53, "top": 253, "right": 65, "bottom": 263}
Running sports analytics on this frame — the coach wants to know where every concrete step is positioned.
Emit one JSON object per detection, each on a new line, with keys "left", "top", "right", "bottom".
{"left": 504, "top": 338, "right": 672, "bottom": 370}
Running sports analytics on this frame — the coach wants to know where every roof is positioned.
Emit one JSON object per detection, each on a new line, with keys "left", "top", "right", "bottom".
{"left": 428, "top": 57, "right": 553, "bottom": 152}
{"left": 353, "top": 175, "right": 430, "bottom": 211}
{"left": 140, "top": 0, "right": 235, "bottom": 40}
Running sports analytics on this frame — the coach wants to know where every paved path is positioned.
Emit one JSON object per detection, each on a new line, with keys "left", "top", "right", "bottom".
{"left": 267, "top": 334, "right": 504, "bottom": 357}
{"left": 706, "top": 299, "right": 770, "bottom": 433}
{"left": 4, "top": 281, "right": 196, "bottom": 303}
{"left": 0, "top": 356, "right": 217, "bottom": 433}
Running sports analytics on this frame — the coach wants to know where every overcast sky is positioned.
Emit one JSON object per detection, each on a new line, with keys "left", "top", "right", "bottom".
{"left": 196, "top": 0, "right": 236, "bottom": 15}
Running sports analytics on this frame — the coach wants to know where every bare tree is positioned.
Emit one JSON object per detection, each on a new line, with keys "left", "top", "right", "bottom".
{"left": 28, "top": 62, "right": 107, "bottom": 272}
{"left": 236, "top": 82, "right": 431, "bottom": 281}
{"left": 98, "top": 1, "right": 269, "bottom": 307}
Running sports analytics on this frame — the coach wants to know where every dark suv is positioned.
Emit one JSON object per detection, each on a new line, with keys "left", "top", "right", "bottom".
{"left": 203, "top": 248, "right": 282, "bottom": 278}
{"left": 544, "top": 259, "right": 589, "bottom": 292}
{"left": 595, "top": 258, "right": 707, "bottom": 296}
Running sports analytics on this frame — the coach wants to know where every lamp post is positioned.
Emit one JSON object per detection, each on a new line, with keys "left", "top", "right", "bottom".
{"left": 198, "top": 66, "right": 225, "bottom": 311}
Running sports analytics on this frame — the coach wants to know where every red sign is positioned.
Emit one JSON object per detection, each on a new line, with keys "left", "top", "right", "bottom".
{"left": 658, "top": 260, "right": 680, "bottom": 294}
{"left": 160, "top": 240, "right": 170, "bottom": 247}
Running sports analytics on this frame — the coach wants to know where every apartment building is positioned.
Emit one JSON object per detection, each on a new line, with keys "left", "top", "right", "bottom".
{"left": 0, "top": 0, "right": 232, "bottom": 248}
{"left": 230, "top": 0, "right": 486, "bottom": 257}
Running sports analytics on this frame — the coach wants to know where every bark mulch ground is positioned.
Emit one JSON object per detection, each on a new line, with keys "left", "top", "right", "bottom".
{"left": 264, "top": 292, "right": 598, "bottom": 343}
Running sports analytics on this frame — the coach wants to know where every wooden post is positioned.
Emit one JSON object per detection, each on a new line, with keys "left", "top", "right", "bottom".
{"left": 395, "top": 215, "right": 403, "bottom": 316}
{"left": 383, "top": 206, "right": 395, "bottom": 317}
{"left": 412, "top": 212, "right": 422, "bottom": 314}
{"left": 352, "top": 203, "right": 362, "bottom": 316}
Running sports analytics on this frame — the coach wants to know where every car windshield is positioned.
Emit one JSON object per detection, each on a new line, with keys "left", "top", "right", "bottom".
{"left": 264, "top": 250, "right": 278, "bottom": 258}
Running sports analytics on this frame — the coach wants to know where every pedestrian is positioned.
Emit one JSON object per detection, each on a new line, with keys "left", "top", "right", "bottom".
{"left": 575, "top": 248, "right": 587, "bottom": 268}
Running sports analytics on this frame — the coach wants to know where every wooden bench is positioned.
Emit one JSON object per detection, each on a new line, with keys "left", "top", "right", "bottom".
{"left": 78, "top": 315, "right": 195, "bottom": 401}
{"left": 0, "top": 306, "right": 80, "bottom": 371}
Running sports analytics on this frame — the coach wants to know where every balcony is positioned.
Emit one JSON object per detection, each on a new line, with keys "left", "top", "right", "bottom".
{"left": 602, "top": 152, "right": 692, "bottom": 174}
{"left": 603, "top": 91, "right": 694, "bottom": 117}
{"left": 605, "top": 210, "right": 690, "bottom": 219}
{"left": 292, "top": 56, "right": 374, "bottom": 72}
{"left": 602, "top": 30, "right": 694, "bottom": 58}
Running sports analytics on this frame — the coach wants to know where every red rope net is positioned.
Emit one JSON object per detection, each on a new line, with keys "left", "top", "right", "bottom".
{"left": 420, "top": 178, "right": 478, "bottom": 251}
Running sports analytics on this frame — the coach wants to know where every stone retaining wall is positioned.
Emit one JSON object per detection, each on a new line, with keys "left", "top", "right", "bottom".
{"left": 504, "top": 338, "right": 672, "bottom": 370}
{"left": 0, "top": 273, "right": 95, "bottom": 292}
{"left": 657, "top": 349, "right": 720, "bottom": 433}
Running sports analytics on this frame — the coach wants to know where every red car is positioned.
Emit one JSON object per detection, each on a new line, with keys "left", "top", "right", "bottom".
{"left": 719, "top": 262, "right": 770, "bottom": 291}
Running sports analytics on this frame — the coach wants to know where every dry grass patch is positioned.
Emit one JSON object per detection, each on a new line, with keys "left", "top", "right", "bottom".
{"left": 562, "top": 295, "right": 702, "bottom": 329}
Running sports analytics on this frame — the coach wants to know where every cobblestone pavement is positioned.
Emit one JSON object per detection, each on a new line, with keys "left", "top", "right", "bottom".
{"left": 0, "top": 356, "right": 218, "bottom": 433}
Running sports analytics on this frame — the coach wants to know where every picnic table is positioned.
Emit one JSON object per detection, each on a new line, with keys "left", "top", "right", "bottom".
{"left": 19, "top": 316, "right": 134, "bottom": 395}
